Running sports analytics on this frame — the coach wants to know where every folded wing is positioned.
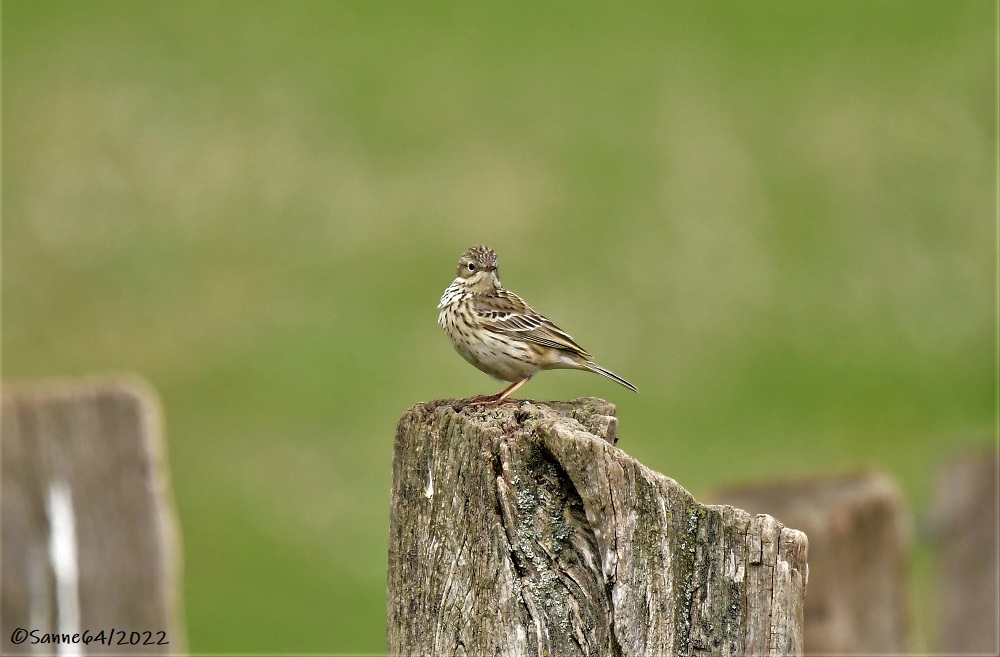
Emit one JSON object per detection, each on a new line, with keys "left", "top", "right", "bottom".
{"left": 472, "top": 291, "right": 593, "bottom": 359}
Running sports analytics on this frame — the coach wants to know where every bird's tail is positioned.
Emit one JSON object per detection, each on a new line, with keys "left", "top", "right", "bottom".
{"left": 583, "top": 362, "right": 638, "bottom": 393}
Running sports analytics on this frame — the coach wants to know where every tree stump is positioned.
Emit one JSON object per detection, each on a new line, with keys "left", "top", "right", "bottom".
{"left": 1, "top": 378, "right": 185, "bottom": 655}
{"left": 928, "top": 449, "right": 999, "bottom": 654}
{"left": 386, "top": 398, "right": 808, "bottom": 656}
{"left": 708, "top": 471, "right": 911, "bottom": 655}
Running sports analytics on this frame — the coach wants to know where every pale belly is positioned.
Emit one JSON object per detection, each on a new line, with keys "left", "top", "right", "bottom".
{"left": 439, "top": 306, "right": 540, "bottom": 382}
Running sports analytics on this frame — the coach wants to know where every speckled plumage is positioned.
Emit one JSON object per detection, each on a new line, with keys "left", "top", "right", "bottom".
{"left": 438, "top": 245, "right": 637, "bottom": 402}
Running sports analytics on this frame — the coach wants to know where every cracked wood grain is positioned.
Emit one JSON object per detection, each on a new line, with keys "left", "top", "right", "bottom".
{"left": 386, "top": 398, "right": 807, "bottom": 657}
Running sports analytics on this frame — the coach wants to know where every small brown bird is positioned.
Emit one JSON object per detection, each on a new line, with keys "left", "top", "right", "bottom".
{"left": 438, "top": 245, "right": 637, "bottom": 403}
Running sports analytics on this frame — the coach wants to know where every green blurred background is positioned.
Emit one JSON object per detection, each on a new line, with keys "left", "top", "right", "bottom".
{"left": 3, "top": 1, "right": 994, "bottom": 652}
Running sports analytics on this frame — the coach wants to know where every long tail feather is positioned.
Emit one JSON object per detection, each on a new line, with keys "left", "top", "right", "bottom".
{"left": 583, "top": 362, "right": 638, "bottom": 393}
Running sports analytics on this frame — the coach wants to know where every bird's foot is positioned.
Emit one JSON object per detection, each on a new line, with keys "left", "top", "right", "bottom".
{"left": 452, "top": 392, "right": 520, "bottom": 411}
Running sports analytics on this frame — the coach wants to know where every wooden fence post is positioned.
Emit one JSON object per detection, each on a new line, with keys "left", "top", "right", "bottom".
{"left": 708, "top": 471, "right": 912, "bottom": 654}
{"left": 929, "top": 449, "right": 999, "bottom": 654}
{"left": 386, "top": 398, "right": 808, "bottom": 656}
{"left": 1, "top": 377, "right": 185, "bottom": 655}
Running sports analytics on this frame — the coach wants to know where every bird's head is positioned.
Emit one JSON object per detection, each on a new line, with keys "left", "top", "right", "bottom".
{"left": 455, "top": 245, "right": 501, "bottom": 292}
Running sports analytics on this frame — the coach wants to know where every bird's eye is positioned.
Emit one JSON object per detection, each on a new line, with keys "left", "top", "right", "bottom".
{"left": 467, "top": 262, "right": 476, "bottom": 271}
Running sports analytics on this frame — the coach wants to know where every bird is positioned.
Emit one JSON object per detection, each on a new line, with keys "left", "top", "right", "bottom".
{"left": 438, "top": 245, "right": 637, "bottom": 404}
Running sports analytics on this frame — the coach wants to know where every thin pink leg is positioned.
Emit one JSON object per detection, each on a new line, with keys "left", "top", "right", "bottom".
{"left": 487, "top": 377, "right": 531, "bottom": 405}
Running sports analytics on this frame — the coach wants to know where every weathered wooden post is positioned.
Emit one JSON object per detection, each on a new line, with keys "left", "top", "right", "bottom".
{"left": 708, "top": 471, "right": 912, "bottom": 654}
{"left": 387, "top": 398, "right": 808, "bottom": 656}
{"left": 929, "top": 449, "right": 999, "bottom": 654}
{"left": 1, "top": 378, "right": 185, "bottom": 655}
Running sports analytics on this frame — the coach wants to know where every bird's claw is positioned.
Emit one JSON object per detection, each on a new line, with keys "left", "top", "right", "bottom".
{"left": 452, "top": 393, "right": 520, "bottom": 411}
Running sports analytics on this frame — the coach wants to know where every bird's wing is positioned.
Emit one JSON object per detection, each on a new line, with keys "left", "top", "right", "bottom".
{"left": 472, "top": 290, "right": 592, "bottom": 358}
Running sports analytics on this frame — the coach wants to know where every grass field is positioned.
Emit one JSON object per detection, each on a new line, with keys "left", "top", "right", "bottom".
{"left": 3, "top": 1, "right": 995, "bottom": 652}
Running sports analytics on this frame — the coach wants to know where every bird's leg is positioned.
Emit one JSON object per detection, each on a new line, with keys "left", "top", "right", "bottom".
{"left": 485, "top": 377, "right": 531, "bottom": 406}
{"left": 454, "top": 378, "right": 531, "bottom": 411}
